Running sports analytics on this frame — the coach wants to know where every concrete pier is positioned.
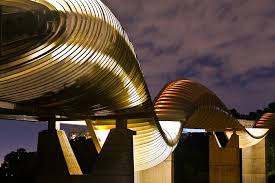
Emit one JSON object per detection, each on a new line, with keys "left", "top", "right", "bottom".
{"left": 90, "top": 119, "right": 136, "bottom": 183}
{"left": 209, "top": 133, "right": 241, "bottom": 183}
{"left": 134, "top": 155, "right": 174, "bottom": 183}
{"left": 37, "top": 129, "right": 82, "bottom": 176}
{"left": 242, "top": 138, "right": 267, "bottom": 183}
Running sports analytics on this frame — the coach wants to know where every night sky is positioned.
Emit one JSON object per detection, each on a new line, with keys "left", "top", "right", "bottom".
{"left": 1, "top": 0, "right": 275, "bottom": 163}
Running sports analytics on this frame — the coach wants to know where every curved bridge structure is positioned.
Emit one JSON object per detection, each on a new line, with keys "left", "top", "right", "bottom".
{"left": 0, "top": 0, "right": 272, "bottom": 172}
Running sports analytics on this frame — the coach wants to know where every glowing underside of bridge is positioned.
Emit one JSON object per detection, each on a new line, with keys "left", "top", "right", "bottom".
{"left": 0, "top": 0, "right": 273, "bottom": 171}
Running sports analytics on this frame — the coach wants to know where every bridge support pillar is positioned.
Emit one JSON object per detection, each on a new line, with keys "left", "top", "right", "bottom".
{"left": 209, "top": 132, "right": 241, "bottom": 183}
{"left": 242, "top": 138, "right": 267, "bottom": 183}
{"left": 134, "top": 154, "right": 174, "bottom": 183}
{"left": 37, "top": 119, "right": 82, "bottom": 177}
{"left": 89, "top": 118, "right": 136, "bottom": 183}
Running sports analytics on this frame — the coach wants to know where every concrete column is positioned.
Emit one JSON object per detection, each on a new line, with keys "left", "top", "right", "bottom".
{"left": 37, "top": 128, "right": 82, "bottom": 176}
{"left": 134, "top": 154, "right": 174, "bottom": 183}
{"left": 47, "top": 118, "right": 56, "bottom": 131}
{"left": 90, "top": 119, "right": 136, "bottom": 183}
{"left": 37, "top": 118, "right": 82, "bottom": 177}
{"left": 209, "top": 133, "right": 241, "bottom": 183}
{"left": 242, "top": 138, "right": 267, "bottom": 183}
{"left": 86, "top": 119, "right": 101, "bottom": 153}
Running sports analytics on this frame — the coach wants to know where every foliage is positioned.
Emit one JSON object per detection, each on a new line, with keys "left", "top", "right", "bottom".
{"left": 174, "top": 133, "right": 209, "bottom": 183}
{"left": 230, "top": 101, "right": 275, "bottom": 120}
{"left": 231, "top": 101, "right": 275, "bottom": 179}
{"left": 268, "top": 135, "right": 275, "bottom": 177}
{"left": 0, "top": 136, "right": 98, "bottom": 176}
{"left": 0, "top": 148, "right": 37, "bottom": 176}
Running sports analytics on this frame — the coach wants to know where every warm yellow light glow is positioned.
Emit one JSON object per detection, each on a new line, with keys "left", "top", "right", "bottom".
{"left": 246, "top": 128, "right": 269, "bottom": 137}
{"left": 57, "top": 130, "right": 82, "bottom": 175}
{"left": 159, "top": 121, "right": 181, "bottom": 143}
{"left": 225, "top": 128, "right": 269, "bottom": 148}
{"left": 59, "top": 121, "right": 109, "bottom": 147}
{"left": 40, "top": 0, "right": 65, "bottom": 12}
{"left": 95, "top": 130, "right": 110, "bottom": 147}
{"left": 70, "top": 46, "right": 142, "bottom": 106}
{"left": 3, "top": 0, "right": 273, "bottom": 173}
{"left": 59, "top": 121, "right": 86, "bottom": 126}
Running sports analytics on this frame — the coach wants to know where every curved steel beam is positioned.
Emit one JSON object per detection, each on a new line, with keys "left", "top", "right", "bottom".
{"left": 0, "top": 0, "right": 273, "bottom": 171}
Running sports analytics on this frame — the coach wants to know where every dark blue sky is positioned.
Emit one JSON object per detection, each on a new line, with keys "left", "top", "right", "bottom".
{"left": 104, "top": 0, "right": 275, "bottom": 113}
{"left": 2, "top": 0, "right": 275, "bottom": 163}
{"left": 0, "top": 121, "right": 86, "bottom": 163}
{"left": 0, "top": 121, "right": 47, "bottom": 163}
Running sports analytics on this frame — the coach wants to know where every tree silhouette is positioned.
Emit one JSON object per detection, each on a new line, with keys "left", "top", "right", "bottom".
{"left": 230, "top": 101, "right": 275, "bottom": 120}
{"left": 0, "top": 136, "right": 99, "bottom": 177}
{"left": 230, "top": 101, "right": 275, "bottom": 182}
{"left": 0, "top": 148, "right": 37, "bottom": 176}
{"left": 268, "top": 135, "right": 275, "bottom": 179}
{"left": 230, "top": 108, "right": 240, "bottom": 119}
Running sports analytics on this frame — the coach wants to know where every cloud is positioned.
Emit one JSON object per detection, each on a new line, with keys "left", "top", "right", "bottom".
{"left": 103, "top": 0, "right": 275, "bottom": 113}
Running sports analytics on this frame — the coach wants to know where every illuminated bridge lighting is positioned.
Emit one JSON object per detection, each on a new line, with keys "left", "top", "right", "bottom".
{"left": 0, "top": 0, "right": 272, "bottom": 172}
{"left": 183, "top": 128, "right": 206, "bottom": 133}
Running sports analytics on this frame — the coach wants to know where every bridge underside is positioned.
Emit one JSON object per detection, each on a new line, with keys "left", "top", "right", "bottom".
{"left": 0, "top": 0, "right": 274, "bottom": 182}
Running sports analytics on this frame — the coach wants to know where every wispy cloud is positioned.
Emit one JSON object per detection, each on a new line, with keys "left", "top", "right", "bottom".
{"left": 103, "top": 0, "right": 275, "bottom": 113}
